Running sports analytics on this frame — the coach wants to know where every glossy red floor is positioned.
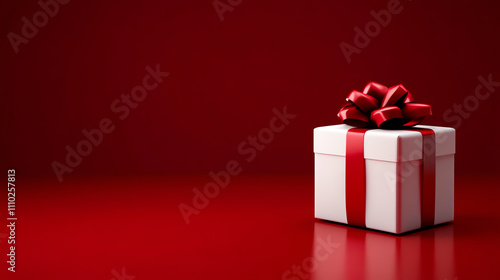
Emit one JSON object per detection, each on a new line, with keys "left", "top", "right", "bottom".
{"left": 1, "top": 174, "right": 499, "bottom": 279}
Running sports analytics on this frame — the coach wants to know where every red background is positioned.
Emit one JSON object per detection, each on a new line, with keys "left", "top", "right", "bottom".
{"left": 1, "top": 1, "right": 500, "bottom": 279}
{"left": 1, "top": 0, "right": 499, "bottom": 180}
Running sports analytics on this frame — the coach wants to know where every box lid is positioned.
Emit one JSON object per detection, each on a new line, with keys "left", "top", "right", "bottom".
{"left": 313, "top": 124, "right": 455, "bottom": 162}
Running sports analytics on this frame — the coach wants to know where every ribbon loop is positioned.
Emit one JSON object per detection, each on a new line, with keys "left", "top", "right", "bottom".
{"left": 338, "top": 82, "right": 431, "bottom": 129}
{"left": 402, "top": 103, "right": 432, "bottom": 126}
{"left": 371, "top": 106, "right": 403, "bottom": 129}
{"left": 347, "top": 90, "right": 379, "bottom": 114}
{"left": 338, "top": 104, "right": 371, "bottom": 128}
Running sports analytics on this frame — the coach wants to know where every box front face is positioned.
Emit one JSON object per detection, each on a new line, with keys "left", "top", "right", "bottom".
{"left": 314, "top": 153, "right": 347, "bottom": 224}
{"left": 315, "top": 154, "right": 402, "bottom": 233}
{"left": 365, "top": 159, "right": 398, "bottom": 233}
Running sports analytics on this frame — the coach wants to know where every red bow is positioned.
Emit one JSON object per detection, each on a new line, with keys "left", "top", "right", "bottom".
{"left": 337, "top": 82, "right": 432, "bottom": 129}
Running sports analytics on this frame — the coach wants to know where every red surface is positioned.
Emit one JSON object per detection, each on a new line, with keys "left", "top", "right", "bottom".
{"left": 1, "top": 174, "right": 499, "bottom": 279}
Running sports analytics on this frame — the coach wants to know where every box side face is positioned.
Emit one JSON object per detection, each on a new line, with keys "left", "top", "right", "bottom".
{"left": 435, "top": 154, "right": 454, "bottom": 224}
{"left": 365, "top": 159, "right": 398, "bottom": 233}
{"left": 417, "top": 125, "right": 456, "bottom": 157}
{"left": 400, "top": 160, "right": 423, "bottom": 233}
{"left": 314, "top": 154, "right": 347, "bottom": 223}
{"left": 363, "top": 126, "right": 456, "bottom": 162}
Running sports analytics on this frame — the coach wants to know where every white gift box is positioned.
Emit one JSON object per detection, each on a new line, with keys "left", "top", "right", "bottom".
{"left": 314, "top": 124, "right": 455, "bottom": 234}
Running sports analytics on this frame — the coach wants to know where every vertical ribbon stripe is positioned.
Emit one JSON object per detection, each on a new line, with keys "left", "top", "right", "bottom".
{"left": 409, "top": 128, "right": 436, "bottom": 227}
{"left": 345, "top": 128, "right": 369, "bottom": 227}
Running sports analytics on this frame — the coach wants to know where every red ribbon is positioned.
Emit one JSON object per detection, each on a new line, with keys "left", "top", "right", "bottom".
{"left": 338, "top": 82, "right": 432, "bottom": 129}
{"left": 345, "top": 128, "right": 369, "bottom": 228}
{"left": 345, "top": 128, "right": 436, "bottom": 229}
